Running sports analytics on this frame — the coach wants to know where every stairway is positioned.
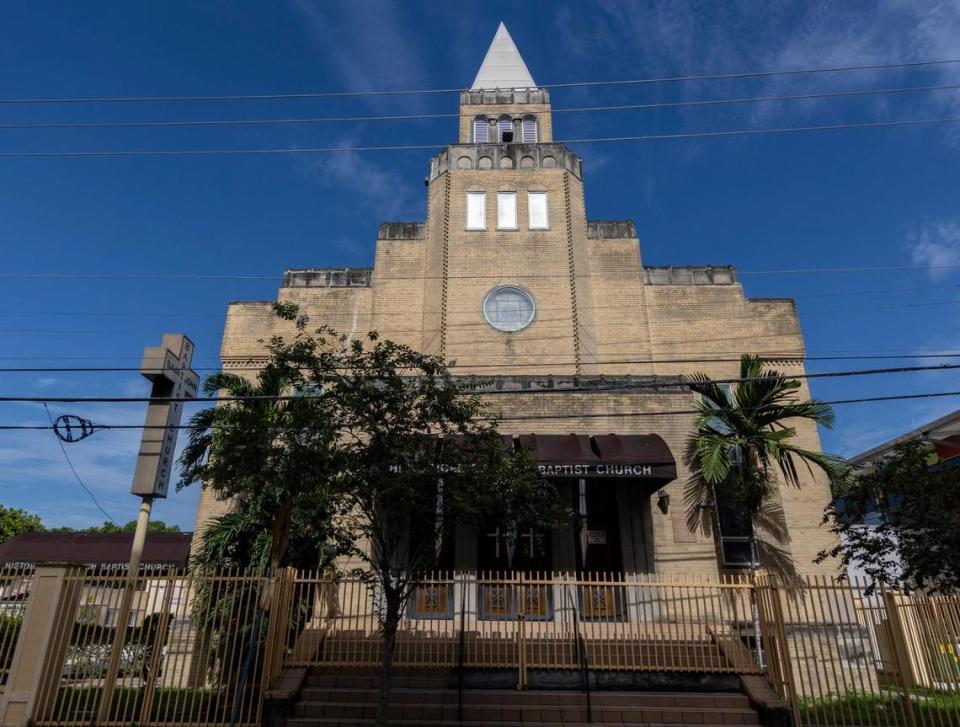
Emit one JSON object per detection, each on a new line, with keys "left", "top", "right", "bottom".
{"left": 286, "top": 668, "right": 761, "bottom": 726}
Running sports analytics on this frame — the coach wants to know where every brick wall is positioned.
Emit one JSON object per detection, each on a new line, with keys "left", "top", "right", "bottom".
{"left": 194, "top": 90, "right": 838, "bottom": 578}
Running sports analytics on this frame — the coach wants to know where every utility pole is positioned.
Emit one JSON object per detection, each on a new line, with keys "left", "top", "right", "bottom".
{"left": 97, "top": 334, "right": 198, "bottom": 724}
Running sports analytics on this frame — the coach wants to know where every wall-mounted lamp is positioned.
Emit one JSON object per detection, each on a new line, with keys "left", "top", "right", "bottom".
{"left": 657, "top": 490, "right": 670, "bottom": 515}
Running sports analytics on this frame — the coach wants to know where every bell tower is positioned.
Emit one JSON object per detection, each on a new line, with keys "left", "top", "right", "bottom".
{"left": 458, "top": 23, "right": 553, "bottom": 144}
{"left": 418, "top": 23, "right": 597, "bottom": 375}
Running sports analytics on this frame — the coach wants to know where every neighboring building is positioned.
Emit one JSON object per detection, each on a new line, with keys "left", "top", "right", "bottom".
{"left": 0, "top": 532, "right": 191, "bottom": 627}
{"left": 194, "top": 24, "right": 836, "bottom": 582}
{"left": 843, "top": 408, "right": 960, "bottom": 583}
{"left": 849, "top": 408, "right": 960, "bottom": 474}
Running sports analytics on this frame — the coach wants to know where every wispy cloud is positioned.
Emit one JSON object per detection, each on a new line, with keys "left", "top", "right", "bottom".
{"left": 0, "top": 399, "right": 202, "bottom": 530}
{"left": 907, "top": 219, "right": 960, "bottom": 280}
{"left": 552, "top": 1, "right": 960, "bottom": 141}
{"left": 296, "top": 144, "right": 422, "bottom": 220}
{"left": 288, "top": 0, "right": 431, "bottom": 102}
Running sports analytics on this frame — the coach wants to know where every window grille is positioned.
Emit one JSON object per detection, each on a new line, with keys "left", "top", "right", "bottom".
{"left": 522, "top": 117, "right": 538, "bottom": 143}
{"left": 473, "top": 117, "right": 489, "bottom": 143}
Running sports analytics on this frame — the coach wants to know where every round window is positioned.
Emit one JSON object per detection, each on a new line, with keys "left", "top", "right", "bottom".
{"left": 483, "top": 285, "right": 536, "bottom": 332}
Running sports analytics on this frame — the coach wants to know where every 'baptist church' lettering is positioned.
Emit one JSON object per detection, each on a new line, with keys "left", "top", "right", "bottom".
{"left": 537, "top": 464, "right": 653, "bottom": 477}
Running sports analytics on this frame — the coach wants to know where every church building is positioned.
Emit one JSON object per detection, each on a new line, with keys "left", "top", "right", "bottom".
{"left": 194, "top": 24, "right": 835, "bottom": 587}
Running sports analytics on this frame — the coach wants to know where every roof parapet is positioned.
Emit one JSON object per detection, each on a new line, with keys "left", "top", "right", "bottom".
{"left": 587, "top": 220, "right": 638, "bottom": 239}
{"left": 283, "top": 268, "right": 372, "bottom": 288}
{"left": 644, "top": 266, "right": 738, "bottom": 285}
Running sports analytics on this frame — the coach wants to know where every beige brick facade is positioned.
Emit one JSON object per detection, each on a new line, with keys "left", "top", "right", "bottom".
{"left": 194, "top": 64, "right": 837, "bottom": 580}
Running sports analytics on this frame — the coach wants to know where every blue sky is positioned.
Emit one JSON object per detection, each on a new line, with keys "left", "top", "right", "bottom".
{"left": 0, "top": 0, "right": 959, "bottom": 531}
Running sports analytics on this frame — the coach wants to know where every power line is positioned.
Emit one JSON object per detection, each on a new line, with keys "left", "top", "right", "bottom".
{"left": 0, "top": 262, "right": 958, "bottom": 281}
{"left": 490, "top": 390, "right": 960, "bottom": 421}
{"left": 2, "top": 116, "right": 960, "bottom": 158}
{"left": 1, "top": 352, "right": 960, "bottom": 370}
{"left": 4, "top": 82, "right": 959, "bottom": 130}
{"left": 2, "top": 57, "right": 959, "bottom": 105}
{"left": 41, "top": 403, "right": 117, "bottom": 523}
{"left": 1, "top": 362, "right": 957, "bottom": 403}
{"left": 0, "top": 281, "right": 959, "bottom": 318}
{"left": 2, "top": 389, "right": 958, "bottom": 430}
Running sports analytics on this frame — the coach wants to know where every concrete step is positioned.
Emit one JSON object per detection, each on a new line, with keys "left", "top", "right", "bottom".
{"left": 293, "top": 700, "right": 760, "bottom": 725}
{"left": 288, "top": 720, "right": 744, "bottom": 727}
{"left": 297, "top": 686, "right": 750, "bottom": 710}
{"left": 304, "top": 673, "right": 450, "bottom": 689}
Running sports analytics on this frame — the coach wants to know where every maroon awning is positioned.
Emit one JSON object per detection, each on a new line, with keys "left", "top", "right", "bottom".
{"left": 0, "top": 532, "right": 193, "bottom": 566}
{"left": 516, "top": 433, "right": 677, "bottom": 481}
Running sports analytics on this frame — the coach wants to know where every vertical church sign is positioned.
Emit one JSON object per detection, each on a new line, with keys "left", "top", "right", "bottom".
{"left": 131, "top": 334, "right": 199, "bottom": 498}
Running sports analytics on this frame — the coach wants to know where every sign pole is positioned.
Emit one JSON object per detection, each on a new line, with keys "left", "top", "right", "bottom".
{"left": 128, "top": 495, "right": 154, "bottom": 575}
{"left": 97, "top": 334, "right": 198, "bottom": 725}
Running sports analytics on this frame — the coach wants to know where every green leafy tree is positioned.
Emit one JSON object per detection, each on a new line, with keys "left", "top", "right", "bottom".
{"left": 50, "top": 520, "right": 181, "bottom": 534}
{"left": 817, "top": 440, "right": 960, "bottom": 593}
{"left": 177, "top": 308, "right": 342, "bottom": 578}
{"left": 177, "top": 308, "right": 344, "bottom": 721}
{"left": 284, "top": 324, "right": 567, "bottom": 727}
{"left": 0, "top": 505, "right": 44, "bottom": 543}
{"left": 684, "top": 354, "right": 851, "bottom": 575}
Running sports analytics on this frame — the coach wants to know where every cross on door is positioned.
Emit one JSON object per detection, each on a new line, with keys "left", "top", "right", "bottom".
{"left": 131, "top": 334, "right": 199, "bottom": 498}
{"left": 518, "top": 528, "right": 538, "bottom": 558}
{"left": 486, "top": 527, "right": 505, "bottom": 558}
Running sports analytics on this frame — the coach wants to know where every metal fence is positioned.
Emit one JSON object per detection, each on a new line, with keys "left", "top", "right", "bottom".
{"left": 757, "top": 575, "right": 960, "bottom": 727}
{"left": 273, "top": 570, "right": 763, "bottom": 680}
{"left": 31, "top": 567, "right": 268, "bottom": 727}
{"left": 0, "top": 565, "right": 33, "bottom": 692}
{"left": 3, "top": 566, "right": 959, "bottom": 726}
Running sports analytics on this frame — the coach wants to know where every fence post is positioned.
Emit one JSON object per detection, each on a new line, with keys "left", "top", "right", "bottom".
{"left": 138, "top": 569, "right": 177, "bottom": 725}
{"left": 261, "top": 568, "right": 295, "bottom": 692}
{"left": 881, "top": 588, "right": 918, "bottom": 727}
{"left": 764, "top": 579, "right": 801, "bottom": 727}
{"left": 96, "top": 568, "right": 140, "bottom": 725}
{"left": 0, "top": 563, "right": 84, "bottom": 726}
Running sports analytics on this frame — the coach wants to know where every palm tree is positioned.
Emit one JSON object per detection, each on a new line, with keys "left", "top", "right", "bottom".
{"left": 684, "top": 354, "right": 851, "bottom": 575}
{"left": 179, "top": 364, "right": 339, "bottom": 578}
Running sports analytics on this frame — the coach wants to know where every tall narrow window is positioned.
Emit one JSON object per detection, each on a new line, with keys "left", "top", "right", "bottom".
{"left": 473, "top": 117, "right": 489, "bottom": 143}
{"left": 497, "top": 192, "right": 517, "bottom": 230}
{"left": 466, "top": 192, "right": 486, "bottom": 230}
{"left": 522, "top": 116, "right": 538, "bottom": 143}
{"left": 498, "top": 116, "right": 514, "bottom": 143}
{"left": 528, "top": 192, "right": 548, "bottom": 229}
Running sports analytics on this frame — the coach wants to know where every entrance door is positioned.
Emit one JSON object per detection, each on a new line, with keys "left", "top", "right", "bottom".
{"left": 477, "top": 525, "right": 553, "bottom": 619}
{"left": 575, "top": 479, "right": 626, "bottom": 620}
{"left": 575, "top": 480, "right": 624, "bottom": 573}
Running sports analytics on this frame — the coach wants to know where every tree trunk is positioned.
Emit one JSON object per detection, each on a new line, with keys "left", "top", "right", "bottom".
{"left": 260, "top": 502, "right": 292, "bottom": 609}
{"left": 377, "top": 597, "right": 400, "bottom": 727}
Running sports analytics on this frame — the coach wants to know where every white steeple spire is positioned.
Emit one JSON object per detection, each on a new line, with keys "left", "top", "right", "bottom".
{"left": 471, "top": 23, "right": 536, "bottom": 90}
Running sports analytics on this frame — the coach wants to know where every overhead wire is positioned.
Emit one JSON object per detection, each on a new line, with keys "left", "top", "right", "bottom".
{"left": 2, "top": 389, "right": 958, "bottom": 430}
{"left": 0, "top": 262, "right": 959, "bottom": 280}
{"left": 1, "top": 351, "right": 960, "bottom": 369}
{"left": 2, "top": 82, "right": 959, "bottom": 129}
{"left": 2, "top": 116, "right": 960, "bottom": 157}
{"left": 1, "top": 57, "right": 959, "bottom": 104}
{"left": 41, "top": 403, "right": 117, "bottom": 523}
{"left": 1, "top": 362, "right": 958, "bottom": 403}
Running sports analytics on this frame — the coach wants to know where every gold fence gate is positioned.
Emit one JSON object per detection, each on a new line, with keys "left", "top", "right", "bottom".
{"left": 273, "top": 570, "right": 765, "bottom": 687}
{"left": 756, "top": 575, "right": 960, "bottom": 727}
{"left": 0, "top": 565, "right": 33, "bottom": 696}
{"left": 29, "top": 566, "right": 273, "bottom": 727}
{"left": 4, "top": 565, "right": 958, "bottom": 726}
